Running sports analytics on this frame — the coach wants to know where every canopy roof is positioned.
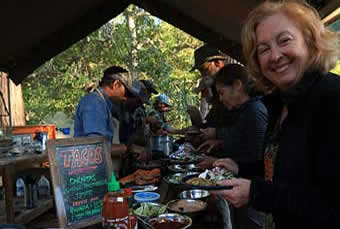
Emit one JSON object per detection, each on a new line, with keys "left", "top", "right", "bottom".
{"left": 1, "top": 0, "right": 338, "bottom": 84}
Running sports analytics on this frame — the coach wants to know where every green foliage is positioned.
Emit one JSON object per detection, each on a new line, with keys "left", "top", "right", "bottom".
{"left": 22, "top": 5, "right": 203, "bottom": 129}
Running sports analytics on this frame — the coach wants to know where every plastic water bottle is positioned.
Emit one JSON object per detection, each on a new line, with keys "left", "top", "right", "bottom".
{"left": 38, "top": 176, "right": 50, "bottom": 199}
{"left": 16, "top": 178, "right": 25, "bottom": 197}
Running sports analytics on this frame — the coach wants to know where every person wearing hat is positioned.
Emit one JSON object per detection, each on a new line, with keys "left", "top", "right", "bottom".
{"left": 140, "top": 79, "right": 158, "bottom": 95}
{"left": 119, "top": 80, "right": 162, "bottom": 175}
{"left": 191, "top": 44, "right": 237, "bottom": 129}
{"left": 74, "top": 66, "right": 145, "bottom": 176}
{"left": 136, "top": 80, "right": 162, "bottom": 130}
{"left": 148, "top": 94, "right": 185, "bottom": 135}
{"left": 122, "top": 80, "right": 160, "bottom": 146}
{"left": 191, "top": 44, "right": 230, "bottom": 74}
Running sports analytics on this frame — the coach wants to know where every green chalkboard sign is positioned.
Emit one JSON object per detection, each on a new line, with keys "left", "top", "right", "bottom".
{"left": 47, "top": 136, "right": 113, "bottom": 229}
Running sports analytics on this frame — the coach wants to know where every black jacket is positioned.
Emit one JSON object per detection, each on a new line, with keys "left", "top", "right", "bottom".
{"left": 215, "top": 97, "right": 268, "bottom": 178}
{"left": 250, "top": 71, "right": 340, "bottom": 229}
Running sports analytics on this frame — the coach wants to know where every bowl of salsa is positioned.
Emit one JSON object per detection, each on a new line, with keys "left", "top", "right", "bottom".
{"left": 148, "top": 213, "right": 192, "bottom": 229}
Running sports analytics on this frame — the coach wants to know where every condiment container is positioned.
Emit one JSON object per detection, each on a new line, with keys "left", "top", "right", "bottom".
{"left": 102, "top": 172, "right": 137, "bottom": 229}
{"left": 134, "top": 192, "right": 160, "bottom": 203}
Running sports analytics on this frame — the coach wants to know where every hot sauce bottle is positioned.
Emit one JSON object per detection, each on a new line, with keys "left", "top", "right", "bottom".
{"left": 102, "top": 172, "right": 131, "bottom": 229}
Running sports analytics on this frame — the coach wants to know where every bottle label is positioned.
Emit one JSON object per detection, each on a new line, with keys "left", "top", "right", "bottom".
{"left": 106, "top": 216, "right": 129, "bottom": 229}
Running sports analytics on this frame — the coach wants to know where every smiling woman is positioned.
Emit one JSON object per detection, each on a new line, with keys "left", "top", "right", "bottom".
{"left": 255, "top": 13, "right": 310, "bottom": 91}
{"left": 211, "top": 1, "right": 340, "bottom": 229}
{"left": 242, "top": 1, "right": 339, "bottom": 93}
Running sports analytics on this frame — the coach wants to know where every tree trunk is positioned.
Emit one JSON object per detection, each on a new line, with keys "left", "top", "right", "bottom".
{"left": 125, "top": 7, "right": 138, "bottom": 79}
{"left": 0, "top": 72, "right": 26, "bottom": 129}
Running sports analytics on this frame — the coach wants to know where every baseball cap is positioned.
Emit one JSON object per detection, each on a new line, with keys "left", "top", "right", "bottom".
{"left": 131, "top": 80, "right": 150, "bottom": 104}
{"left": 102, "top": 66, "right": 137, "bottom": 97}
{"left": 191, "top": 44, "right": 228, "bottom": 72}
{"left": 140, "top": 80, "right": 158, "bottom": 94}
{"left": 155, "top": 94, "right": 172, "bottom": 107}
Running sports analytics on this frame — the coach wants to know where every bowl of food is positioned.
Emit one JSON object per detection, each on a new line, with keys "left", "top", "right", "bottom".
{"left": 148, "top": 213, "right": 192, "bottom": 229}
{"left": 163, "top": 172, "right": 199, "bottom": 185}
{"left": 181, "top": 167, "right": 234, "bottom": 190}
{"left": 167, "top": 199, "right": 207, "bottom": 219}
{"left": 178, "top": 189, "right": 210, "bottom": 200}
{"left": 132, "top": 202, "right": 167, "bottom": 219}
{"left": 163, "top": 172, "right": 200, "bottom": 192}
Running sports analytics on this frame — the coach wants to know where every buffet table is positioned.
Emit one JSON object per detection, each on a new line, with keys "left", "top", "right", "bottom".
{"left": 0, "top": 153, "right": 53, "bottom": 223}
{"left": 119, "top": 155, "right": 230, "bottom": 229}
{"left": 157, "top": 177, "right": 227, "bottom": 229}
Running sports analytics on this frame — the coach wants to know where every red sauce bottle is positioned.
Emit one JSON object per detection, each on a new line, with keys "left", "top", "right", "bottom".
{"left": 102, "top": 172, "right": 130, "bottom": 229}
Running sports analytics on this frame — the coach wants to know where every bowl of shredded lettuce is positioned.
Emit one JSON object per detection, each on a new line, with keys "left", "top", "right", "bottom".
{"left": 133, "top": 202, "right": 168, "bottom": 218}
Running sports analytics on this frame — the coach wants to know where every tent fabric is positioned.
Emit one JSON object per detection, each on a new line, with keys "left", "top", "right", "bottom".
{"left": 0, "top": 0, "right": 336, "bottom": 85}
{"left": 0, "top": 0, "right": 128, "bottom": 84}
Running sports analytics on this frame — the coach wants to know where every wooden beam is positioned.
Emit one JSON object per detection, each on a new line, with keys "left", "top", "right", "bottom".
{"left": 322, "top": 7, "right": 340, "bottom": 25}
{"left": 15, "top": 199, "right": 54, "bottom": 224}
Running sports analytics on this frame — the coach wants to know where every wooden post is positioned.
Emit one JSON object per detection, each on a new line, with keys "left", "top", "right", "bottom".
{"left": 0, "top": 72, "right": 26, "bottom": 128}
{"left": 3, "top": 165, "right": 15, "bottom": 223}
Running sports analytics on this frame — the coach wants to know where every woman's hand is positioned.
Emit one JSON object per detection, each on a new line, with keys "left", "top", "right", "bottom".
{"left": 198, "top": 139, "right": 223, "bottom": 153}
{"left": 210, "top": 178, "right": 251, "bottom": 208}
{"left": 200, "top": 128, "right": 216, "bottom": 140}
{"left": 213, "top": 158, "right": 239, "bottom": 175}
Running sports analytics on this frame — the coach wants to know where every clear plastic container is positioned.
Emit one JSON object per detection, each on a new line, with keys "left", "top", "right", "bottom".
{"left": 38, "top": 176, "right": 50, "bottom": 199}
{"left": 16, "top": 178, "right": 25, "bottom": 197}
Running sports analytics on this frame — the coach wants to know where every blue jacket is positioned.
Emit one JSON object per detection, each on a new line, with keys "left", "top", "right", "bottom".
{"left": 74, "top": 88, "right": 115, "bottom": 144}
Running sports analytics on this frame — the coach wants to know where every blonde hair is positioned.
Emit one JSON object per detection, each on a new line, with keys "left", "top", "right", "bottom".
{"left": 242, "top": 0, "right": 340, "bottom": 92}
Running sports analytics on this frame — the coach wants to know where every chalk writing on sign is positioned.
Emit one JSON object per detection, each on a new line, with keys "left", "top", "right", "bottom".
{"left": 56, "top": 143, "right": 108, "bottom": 225}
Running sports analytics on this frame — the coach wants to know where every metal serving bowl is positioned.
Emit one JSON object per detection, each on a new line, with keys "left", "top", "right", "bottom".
{"left": 178, "top": 189, "right": 210, "bottom": 200}
{"left": 148, "top": 213, "right": 192, "bottom": 229}
{"left": 167, "top": 199, "right": 207, "bottom": 219}
{"left": 168, "top": 164, "right": 202, "bottom": 173}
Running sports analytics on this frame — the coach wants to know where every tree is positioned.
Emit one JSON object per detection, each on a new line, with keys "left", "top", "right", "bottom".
{"left": 22, "top": 5, "right": 203, "bottom": 130}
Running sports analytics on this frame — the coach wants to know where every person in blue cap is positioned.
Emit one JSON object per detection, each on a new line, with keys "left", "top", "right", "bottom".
{"left": 149, "top": 94, "right": 185, "bottom": 135}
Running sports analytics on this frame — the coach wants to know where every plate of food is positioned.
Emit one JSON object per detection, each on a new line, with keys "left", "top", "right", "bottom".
{"left": 181, "top": 167, "right": 234, "bottom": 190}
{"left": 119, "top": 168, "right": 161, "bottom": 186}
{"left": 168, "top": 164, "right": 203, "bottom": 173}
{"left": 163, "top": 172, "right": 199, "bottom": 185}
